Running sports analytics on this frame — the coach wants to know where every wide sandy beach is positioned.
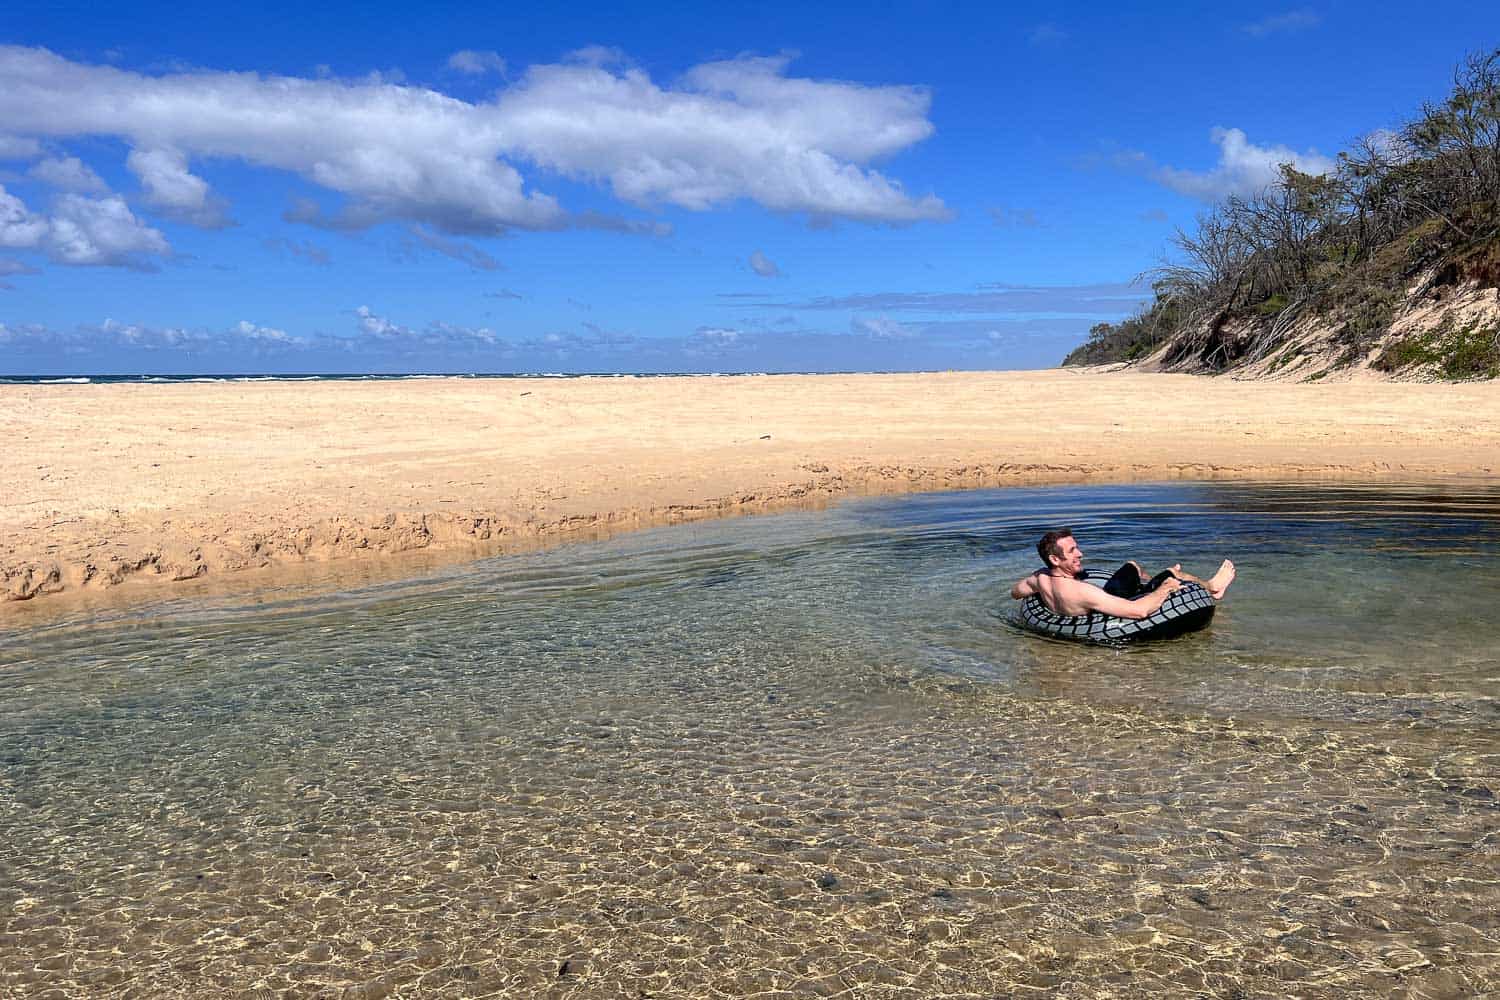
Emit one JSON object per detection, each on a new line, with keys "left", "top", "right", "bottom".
{"left": 5, "top": 369, "right": 1499, "bottom": 610}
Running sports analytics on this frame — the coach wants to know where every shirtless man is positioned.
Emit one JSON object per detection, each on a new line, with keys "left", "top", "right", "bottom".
{"left": 1010, "top": 528, "right": 1236, "bottom": 619}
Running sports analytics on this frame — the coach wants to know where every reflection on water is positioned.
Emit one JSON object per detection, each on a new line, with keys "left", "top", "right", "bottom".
{"left": 3, "top": 481, "right": 1500, "bottom": 997}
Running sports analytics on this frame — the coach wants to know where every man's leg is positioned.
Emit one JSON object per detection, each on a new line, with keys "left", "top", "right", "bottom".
{"left": 1102, "top": 561, "right": 1145, "bottom": 598}
{"left": 1143, "top": 569, "right": 1178, "bottom": 593}
{"left": 1162, "top": 561, "right": 1237, "bottom": 599}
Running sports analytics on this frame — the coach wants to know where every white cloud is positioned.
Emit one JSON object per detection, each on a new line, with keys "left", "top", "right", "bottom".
{"left": 0, "top": 133, "right": 42, "bottom": 159}
{"left": 447, "top": 49, "right": 507, "bottom": 75}
{"left": 126, "top": 147, "right": 232, "bottom": 228}
{"left": 232, "top": 319, "right": 293, "bottom": 342}
{"left": 352, "top": 304, "right": 499, "bottom": 346}
{"left": 1241, "top": 9, "right": 1321, "bottom": 37}
{"left": 0, "top": 185, "right": 49, "bottom": 248}
{"left": 46, "top": 193, "right": 171, "bottom": 266}
{"left": 1135, "top": 127, "right": 1335, "bottom": 201}
{"left": 505, "top": 54, "right": 948, "bottom": 221}
{"left": 691, "top": 326, "right": 744, "bottom": 349}
{"left": 3, "top": 184, "right": 167, "bottom": 268}
{"left": 0, "top": 45, "right": 947, "bottom": 232}
{"left": 749, "top": 249, "right": 780, "bottom": 277}
{"left": 28, "top": 155, "right": 108, "bottom": 192}
{"left": 0, "top": 317, "right": 300, "bottom": 351}
{"left": 354, "top": 304, "right": 403, "bottom": 338}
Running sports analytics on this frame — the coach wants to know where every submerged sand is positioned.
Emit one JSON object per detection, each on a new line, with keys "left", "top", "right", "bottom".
{"left": 4, "top": 369, "right": 1498, "bottom": 609}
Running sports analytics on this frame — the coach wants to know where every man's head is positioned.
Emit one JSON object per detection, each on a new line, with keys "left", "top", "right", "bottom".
{"left": 1037, "top": 528, "right": 1082, "bottom": 575}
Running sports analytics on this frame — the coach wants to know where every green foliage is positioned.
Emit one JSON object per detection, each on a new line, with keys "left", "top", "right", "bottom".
{"left": 1376, "top": 335, "right": 1444, "bottom": 371}
{"left": 1374, "top": 314, "right": 1500, "bottom": 378}
{"left": 1444, "top": 319, "right": 1500, "bottom": 378}
{"left": 1334, "top": 283, "right": 1400, "bottom": 349}
{"left": 1085, "top": 47, "right": 1500, "bottom": 379}
{"left": 1250, "top": 293, "right": 1289, "bottom": 316}
{"left": 1061, "top": 317, "right": 1152, "bottom": 366}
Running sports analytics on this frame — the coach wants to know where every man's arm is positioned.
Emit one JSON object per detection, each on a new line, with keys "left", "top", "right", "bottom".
{"left": 1073, "top": 577, "right": 1182, "bottom": 619}
{"left": 1010, "top": 571, "right": 1042, "bottom": 600}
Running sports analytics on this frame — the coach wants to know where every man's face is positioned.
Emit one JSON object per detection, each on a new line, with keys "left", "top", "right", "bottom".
{"left": 1052, "top": 536, "right": 1083, "bottom": 575}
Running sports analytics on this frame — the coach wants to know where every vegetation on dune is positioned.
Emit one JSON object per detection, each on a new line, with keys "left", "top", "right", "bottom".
{"left": 1066, "top": 48, "right": 1500, "bottom": 379}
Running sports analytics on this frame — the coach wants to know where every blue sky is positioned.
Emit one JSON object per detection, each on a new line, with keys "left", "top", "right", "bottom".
{"left": 1, "top": 2, "right": 1494, "bottom": 374}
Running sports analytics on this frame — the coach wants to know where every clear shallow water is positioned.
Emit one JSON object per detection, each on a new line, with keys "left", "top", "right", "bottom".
{"left": 3, "top": 481, "right": 1500, "bottom": 997}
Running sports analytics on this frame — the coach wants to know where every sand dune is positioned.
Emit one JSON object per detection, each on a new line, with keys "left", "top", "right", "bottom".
{"left": 4, "top": 369, "right": 1497, "bottom": 610}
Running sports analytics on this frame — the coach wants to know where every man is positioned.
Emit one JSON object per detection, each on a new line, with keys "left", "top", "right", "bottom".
{"left": 1010, "top": 527, "right": 1235, "bottom": 619}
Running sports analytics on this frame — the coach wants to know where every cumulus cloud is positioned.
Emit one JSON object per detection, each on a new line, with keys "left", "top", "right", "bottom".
{"left": 231, "top": 319, "right": 293, "bottom": 342}
{"left": 505, "top": 53, "right": 949, "bottom": 222}
{"left": 0, "top": 183, "right": 169, "bottom": 267}
{"left": 447, "top": 49, "right": 507, "bottom": 75}
{"left": 0, "top": 45, "right": 946, "bottom": 233}
{"left": 1241, "top": 9, "right": 1320, "bottom": 37}
{"left": 748, "top": 250, "right": 780, "bottom": 277}
{"left": 1123, "top": 127, "right": 1335, "bottom": 201}
{"left": 352, "top": 304, "right": 499, "bottom": 347}
{"left": 354, "top": 304, "right": 404, "bottom": 339}
{"left": 46, "top": 193, "right": 171, "bottom": 267}
{"left": 28, "top": 155, "right": 108, "bottom": 193}
{"left": 126, "top": 147, "right": 232, "bottom": 228}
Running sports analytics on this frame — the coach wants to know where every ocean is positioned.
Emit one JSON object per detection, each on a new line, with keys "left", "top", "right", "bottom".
{"left": 0, "top": 372, "right": 785, "bottom": 385}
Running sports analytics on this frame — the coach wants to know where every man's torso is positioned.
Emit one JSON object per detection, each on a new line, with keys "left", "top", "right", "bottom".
{"left": 1036, "top": 571, "right": 1093, "bottom": 615}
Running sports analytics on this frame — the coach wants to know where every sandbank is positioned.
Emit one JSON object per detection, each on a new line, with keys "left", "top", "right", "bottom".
{"left": 4, "top": 368, "right": 1498, "bottom": 613}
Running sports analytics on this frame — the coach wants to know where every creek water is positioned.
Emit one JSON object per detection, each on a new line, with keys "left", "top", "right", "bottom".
{"left": 3, "top": 481, "right": 1499, "bottom": 998}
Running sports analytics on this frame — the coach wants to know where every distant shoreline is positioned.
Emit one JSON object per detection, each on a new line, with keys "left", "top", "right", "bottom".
{"left": 5, "top": 368, "right": 1498, "bottom": 615}
{"left": 0, "top": 370, "right": 890, "bottom": 385}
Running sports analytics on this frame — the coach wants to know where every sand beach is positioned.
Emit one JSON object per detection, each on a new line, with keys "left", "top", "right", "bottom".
{"left": 5, "top": 368, "right": 1499, "bottom": 611}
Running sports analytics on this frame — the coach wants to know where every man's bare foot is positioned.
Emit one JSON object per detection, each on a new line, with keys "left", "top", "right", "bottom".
{"left": 1206, "top": 560, "right": 1236, "bottom": 600}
